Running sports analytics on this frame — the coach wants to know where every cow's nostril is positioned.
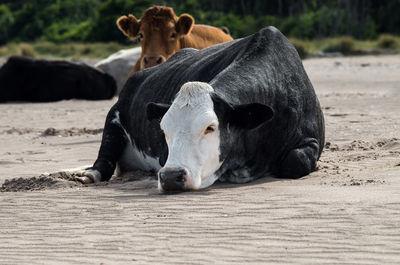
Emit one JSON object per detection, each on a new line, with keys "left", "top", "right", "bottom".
{"left": 176, "top": 175, "right": 186, "bottom": 183}
{"left": 158, "top": 168, "right": 187, "bottom": 191}
{"left": 180, "top": 168, "right": 187, "bottom": 175}
{"left": 156, "top": 57, "right": 163, "bottom": 64}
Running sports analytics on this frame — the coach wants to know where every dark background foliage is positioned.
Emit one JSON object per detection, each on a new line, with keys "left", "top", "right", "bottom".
{"left": 0, "top": 0, "right": 399, "bottom": 44}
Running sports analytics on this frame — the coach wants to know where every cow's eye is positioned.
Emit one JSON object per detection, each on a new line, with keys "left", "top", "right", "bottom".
{"left": 170, "top": 32, "right": 177, "bottom": 39}
{"left": 204, "top": 125, "right": 215, "bottom": 135}
{"left": 138, "top": 32, "right": 144, "bottom": 42}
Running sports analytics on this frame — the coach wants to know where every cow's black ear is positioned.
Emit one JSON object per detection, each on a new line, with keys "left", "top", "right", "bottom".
{"left": 146, "top": 102, "right": 170, "bottom": 121}
{"left": 176, "top": 14, "right": 194, "bottom": 36}
{"left": 229, "top": 103, "right": 274, "bottom": 129}
{"left": 211, "top": 93, "right": 234, "bottom": 121}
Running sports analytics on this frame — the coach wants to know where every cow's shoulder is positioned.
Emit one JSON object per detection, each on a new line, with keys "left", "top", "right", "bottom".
{"left": 118, "top": 69, "right": 148, "bottom": 103}
{"left": 262, "top": 26, "right": 298, "bottom": 55}
{"left": 232, "top": 26, "right": 300, "bottom": 70}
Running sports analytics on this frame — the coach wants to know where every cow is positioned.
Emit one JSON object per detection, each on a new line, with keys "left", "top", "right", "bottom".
{"left": 73, "top": 26, "right": 325, "bottom": 192}
{"left": 95, "top": 47, "right": 141, "bottom": 94}
{"left": 116, "top": 5, "right": 233, "bottom": 75}
{"left": 0, "top": 56, "right": 116, "bottom": 102}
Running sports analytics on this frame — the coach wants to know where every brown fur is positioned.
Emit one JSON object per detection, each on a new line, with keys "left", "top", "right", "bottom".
{"left": 116, "top": 6, "right": 233, "bottom": 75}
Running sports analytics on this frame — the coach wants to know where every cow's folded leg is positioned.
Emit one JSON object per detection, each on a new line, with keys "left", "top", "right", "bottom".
{"left": 278, "top": 138, "right": 320, "bottom": 179}
{"left": 74, "top": 108, "right": 127, "bottom": 184}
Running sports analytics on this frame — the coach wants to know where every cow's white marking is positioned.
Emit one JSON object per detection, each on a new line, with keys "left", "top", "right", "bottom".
{"left": 112, "top": 110, "right": 132, "bottom": 143}
{"left": 159, "top": 82, "right": 222, "bottom": 190}
{"left": 111, "top": 110, "right": 121, "bottom": 124}
{"left": 113, "top": 110, "right": 161, "bottom": 173}
{"left": 199, "top": 174, "right": 219, "bottom": 189}
{"left": 119, "top": 143, "right": 161, "bottom": 172}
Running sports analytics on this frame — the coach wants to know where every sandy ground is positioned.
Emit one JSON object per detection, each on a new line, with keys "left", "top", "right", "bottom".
{"left": 0, "top": 55, "right": 399, "bottom": 264}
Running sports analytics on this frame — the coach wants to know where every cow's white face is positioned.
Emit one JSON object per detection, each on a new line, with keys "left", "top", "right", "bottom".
{"left": 147, "top": 81, "right": 274, "bottom": 192}
{"left": 158, "top": 82, "right": 221, "bottom": 191}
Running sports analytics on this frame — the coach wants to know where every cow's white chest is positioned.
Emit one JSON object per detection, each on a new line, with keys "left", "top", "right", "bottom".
{"left": 112, "top": 110, "right": 161, "bottom": 173}
{"left": 118, "top": 143, "right": 161, "bottom": 172}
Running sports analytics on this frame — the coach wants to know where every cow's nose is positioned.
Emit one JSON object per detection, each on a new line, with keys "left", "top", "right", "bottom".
{"left": 158, "top": 167, "right": 188, "bottom": 192}
{"left": 143, "top": 56, "right": 165, "bottom": 68}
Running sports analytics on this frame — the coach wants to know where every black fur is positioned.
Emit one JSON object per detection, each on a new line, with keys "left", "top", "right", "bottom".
{"left": 89, "top": 26, "right": 325, "bottom": 183}
{"left": 0, "top": 56, "right": 116, "bottom": 102}
{"left": 146, "top": 102, "right": 170, "bottom": 121}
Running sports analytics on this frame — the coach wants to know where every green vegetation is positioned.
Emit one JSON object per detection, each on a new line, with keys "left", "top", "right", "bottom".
{"left": 0, "top": 0, "right": 399, "bottom": 59}
{"left": 290, "top": 35, "right": 400, "bottom": 58}
{"left": 289, "top": 38, "right": 309, "bottom": 59}
{"left": 2, "top": 36, "right": 399, "bottom": 60}
{"left": 322, "top": 36, "right": 356, "bottom": 55}
{"left": 1, "top": 0, "right": 400, "bottom": 43}
{"left": 377, "top": 34, "right": 399, "bottom": 49}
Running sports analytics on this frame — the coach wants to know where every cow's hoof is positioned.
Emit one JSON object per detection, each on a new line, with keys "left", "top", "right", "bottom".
{"left": 73, "top": 169, "right": 101, "bottom": 184}
{"left": 74, "top": 175, "right": 93, "bottom": 184}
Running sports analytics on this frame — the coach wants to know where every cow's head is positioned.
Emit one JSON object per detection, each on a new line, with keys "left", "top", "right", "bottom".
{"left": 147, "top": 82, "right": 274, "bottom": 192}
{"left": 117, "top": 6, "right": 194, "bottom": 70}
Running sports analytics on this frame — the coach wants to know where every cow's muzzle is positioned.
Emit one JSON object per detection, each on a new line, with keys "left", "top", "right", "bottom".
{"left": 143, "top": 56, "right": 165, "bottom": 68}
{"left": 158, "top": 167, "right": 188, "bottom": 192}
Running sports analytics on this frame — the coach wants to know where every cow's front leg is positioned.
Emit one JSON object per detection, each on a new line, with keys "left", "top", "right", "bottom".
{"left": 75, "top": 107, "right": 128, "bottom": 184}
{"left": 73, "top": 168, "right": 102, "bottom": 184}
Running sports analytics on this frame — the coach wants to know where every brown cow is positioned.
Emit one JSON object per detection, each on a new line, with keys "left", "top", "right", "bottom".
{"left": 116, "top": 6, "right": 233, "bottom": 75}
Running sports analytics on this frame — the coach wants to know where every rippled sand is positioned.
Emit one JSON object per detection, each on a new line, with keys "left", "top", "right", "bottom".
{"left": 0, "top": 55, "right": 399, "bottom": 264}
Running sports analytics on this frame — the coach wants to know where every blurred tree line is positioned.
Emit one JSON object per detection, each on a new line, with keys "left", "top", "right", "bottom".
{"left": 0, "top": 0, "right": 399, "bottom": 44}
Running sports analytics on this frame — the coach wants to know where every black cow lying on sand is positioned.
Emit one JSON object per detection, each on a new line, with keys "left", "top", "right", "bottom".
{"left": 0, "top": 56, "right": 116, "bottom": 102}
{"left": 73, "top": 26, "right": 325, "bottom": 192}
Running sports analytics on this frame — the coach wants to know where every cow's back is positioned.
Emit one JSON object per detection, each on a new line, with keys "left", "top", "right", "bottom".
{"left": 0, "top": 56, "right": 116, "bottom": 102}
{"left": 180, "top": 25, "right": 233, "bottom": 49}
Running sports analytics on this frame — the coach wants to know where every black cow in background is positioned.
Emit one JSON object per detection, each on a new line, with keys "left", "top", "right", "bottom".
{"left": 0, "top": 56, "right": 116, "bottom": 102}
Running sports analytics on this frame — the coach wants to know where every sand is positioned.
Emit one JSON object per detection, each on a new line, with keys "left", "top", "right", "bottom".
{"left": 0, "top": 55, "right": 399, "bottom": 264}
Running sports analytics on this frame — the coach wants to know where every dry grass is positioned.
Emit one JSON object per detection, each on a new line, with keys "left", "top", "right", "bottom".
{"left": 290, "top": 34, "right": 400, "bottom": 58}
{"left": 377, "top": 34, "right": 399, "bottom": 49}
{"left": 0, "top": 41, "right": 134, "bottom": 59}
{"left": 1, "top": 35, "right": 399, "bottom": 60}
